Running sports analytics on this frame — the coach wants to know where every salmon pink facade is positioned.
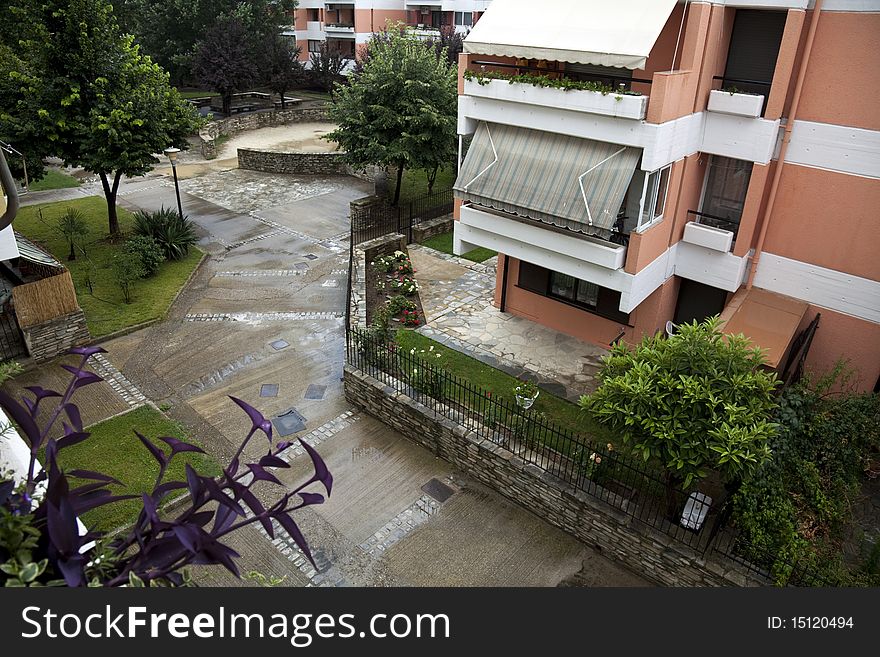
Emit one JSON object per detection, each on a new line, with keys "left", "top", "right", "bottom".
{"left": 453, "top": 0, "right": 880, "bottom": 392}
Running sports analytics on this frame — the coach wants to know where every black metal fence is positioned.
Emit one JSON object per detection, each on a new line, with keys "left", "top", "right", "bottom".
{"left": 0, "top": 300, "right": 26, "bottom": 361}
{"left": 351, "top": 188, "right": 453, "bottom": 245}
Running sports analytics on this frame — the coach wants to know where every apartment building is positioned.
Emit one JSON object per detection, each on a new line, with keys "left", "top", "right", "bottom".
{"left": 452, "top": 0, "right": 880, "bottom": 391}
{"left": 291, "top": 1, "right": 491, "bottom": 62}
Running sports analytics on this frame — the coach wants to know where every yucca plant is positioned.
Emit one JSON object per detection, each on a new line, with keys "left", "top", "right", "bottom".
{"left": 133, "top": 207, "right": 197, "bottom": 260}
{"left": 57, "top": 208, "right": 89, "bottom": 261}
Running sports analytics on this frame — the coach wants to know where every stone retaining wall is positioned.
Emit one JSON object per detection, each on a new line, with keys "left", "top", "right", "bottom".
{"left": 344, "top": 365, "right": 767, "bottom": 587}
{"left": 412, "top": 215, "right": 453, "bottom": 243}
{"left": 239, "top": 149, "right": 348, "bottom": 175}
{"left": 22, "top": 309, "right": 90, "bottom": 362}
{"left": 200, "top": 106, "right": 331, "bottom": 159}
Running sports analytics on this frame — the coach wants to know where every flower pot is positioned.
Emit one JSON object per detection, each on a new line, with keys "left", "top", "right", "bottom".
{"left": 515, "top": 390, "right": 539, "bottom": 410}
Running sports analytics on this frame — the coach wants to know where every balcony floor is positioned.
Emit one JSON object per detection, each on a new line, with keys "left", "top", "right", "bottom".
{"left": 409, "top": 245, "right": 608, "bottom": 402}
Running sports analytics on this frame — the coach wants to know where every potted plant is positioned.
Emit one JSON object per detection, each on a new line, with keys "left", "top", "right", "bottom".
{"left": 514, "top": 379, "right": 539, "bottom": 410}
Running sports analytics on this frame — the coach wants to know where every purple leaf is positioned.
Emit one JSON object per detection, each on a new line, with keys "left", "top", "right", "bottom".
{"left": 23, "top": 386, "right": 61, "bottom": 416}
{"left": 276, "top": 440, "right": 293, "bottom": 450}
{"left": 72, "top": 492, "right": 139, "bottom": 515}
{"left": 0, "top": 390, "right": 42, "bottom": 450}
{"left": 56, "top": 431, "right": 91, "bottom": 451}
{"left": 67, "top": 345, "right": 107, "bottom": 357}
{"left": 152, "top": 480, "right": 187, "bottom": 502}
{"left": 237, "top": 486, "right": 273, "bottom": 536}
{"left": 229, "top": 396, "right": 272, "bottom": 440}
{"left": 212, "top": 504, "right": 237, "bottom": 533}
{"left": 204, "top": 477, "right": 245, "bottom": 516}
{"left": 141, "top": 493, "right": 159, "bottom": 525}
{"left": 135, "top": 431, "right": 168, "bottom": 468}
{"left": 0, "top": 480, "right": 14, "bottom": 505}
{"left": 258, "top": 454, "right": 290, "bottom": 469}
{"left": 173, "top": 524, "right": 201, "bottom": 553}
{"left": 56, "top": 555, "right": 88, "bottom": 587}
{"left": 68, "top": 470, "right": 122, "bottom": 485}
{"left": 245, "top": 464, "right": 282, "bottom": 486}
{"left": 297, "top": 492, "right": 325, "bottom": 507}
{"left": 185, "top": 465, "right": 203, "bottom": 502}
{"left": 299, "top": 438, "right": 333, "bottom": 496}
{"left": 60, "top": 365, "right": 103, "bottom": 389}
{"left": 64, "top": 403, "right": 83, "bottom": 432}
{"left": 188, "top": 511, "right": 214, "bottom": 527}
{"left": 157, "top": 436, "right": 205, "bottom": 456}
{"left": 273, "top": 511, "right": 315, "bottom": 567}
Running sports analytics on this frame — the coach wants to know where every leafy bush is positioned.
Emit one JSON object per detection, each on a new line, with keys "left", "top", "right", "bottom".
{"left": 133, "top": 207, "right": 197, "bottom": 260}
{"left": 123, "top": 235, "right": 165, "bottom": 277}
{"left": 0, "top": 347, "right": 331, "bottom": 587}
{"left": 731, "top": 368, "right": 880, "bottom": 585}
{"left": 386, "top": 294, "right": 416, "bottom": 317}
{"left": 112, "top": 254, "right": 145, "bottom": 303}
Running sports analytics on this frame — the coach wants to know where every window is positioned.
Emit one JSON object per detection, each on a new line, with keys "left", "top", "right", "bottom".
{"left": 307, "top": 8, "right": 319, "bottom": 22}
{"left": 308, "top": 40, "right": 322, "bottom": 53}
{"left": 517, "top": 262, "right": 630, "bottom": 324}
{"left": 638, "top": 165, "right": 671, "bottom": 231}
{"left": 699, "top": 156, "right": 752, "bottom": 234}
{"left": 455, "top": 12, "right": 473, "bottom": 27}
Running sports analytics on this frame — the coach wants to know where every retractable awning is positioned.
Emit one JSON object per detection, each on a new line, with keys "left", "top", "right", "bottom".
{"left": 464, "top": 0, "right": 678, "bottom": 70}
{"left": 454, "top": 122, "right": 640, "bottom": 235}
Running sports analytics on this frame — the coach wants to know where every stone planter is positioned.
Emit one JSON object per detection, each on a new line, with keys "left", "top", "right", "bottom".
{"left": 515, "top": 390, "right": 539, "bottom": 410}
{"left": 707, "top": 89, "right": 764, "bottom": 118}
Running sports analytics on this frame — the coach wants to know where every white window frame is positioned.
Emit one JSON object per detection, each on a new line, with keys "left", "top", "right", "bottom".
{"left": 455, "top": 12, "right": 473, "bottom": 27}
{"left": 637, "top": 164, "right": 671, "bottom": 232}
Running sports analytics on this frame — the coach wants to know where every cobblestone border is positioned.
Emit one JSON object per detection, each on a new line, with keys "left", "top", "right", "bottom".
{"left": 220, "top": 230, "right": 283, "bottom": 250}
{"left": 276, "top": 410, "right": 360, "bottom": 463}
{"left": 89, "top": 353, "right": 147, "bottom": 408}
{"left": 215, "top": 270, "right": 306, "bottom": 278}
{"left": 184, "top": 311, "right": 343, "bottom": 323}
{"left": 248, "top": 212, "right": 348, "bottom": 254}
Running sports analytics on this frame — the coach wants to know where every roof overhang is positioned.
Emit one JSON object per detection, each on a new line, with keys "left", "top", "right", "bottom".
{"left": 719, "top": 288, "right": 810, "bottom": 369}
{"left": 463, "top": 0, "right": 678, "bottom": 70}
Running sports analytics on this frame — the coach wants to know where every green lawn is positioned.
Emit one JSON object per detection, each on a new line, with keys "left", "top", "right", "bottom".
{"left": 395, "top": 331, "right": 615, "bottom": 445}
{"left": 14, "top": 197, "right": 203, "bottom": 337}
{"left": 421, "top": 231, "right": 497, "bottom": 263}
{"left": 177, "top": 89, "right": 219, "bottom": 99}
{"left": 27, "top": 169, "right": 81, "bottom": 192}
{"left": 51, "top": 406, "right": 220, "bottom": 531}
{"left": 393, "top": 166, "right": 456, "bottom": 204}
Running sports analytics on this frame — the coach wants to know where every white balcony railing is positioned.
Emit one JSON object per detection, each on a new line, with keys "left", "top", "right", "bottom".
{"left": 463, "top": 77, "right": 649, "bottom": 121}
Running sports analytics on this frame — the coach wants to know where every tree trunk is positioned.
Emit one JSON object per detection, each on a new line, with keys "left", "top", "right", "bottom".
{"left": 223, "top": 92, "right": 232, "bottom": 116}
{"left": 99, "top": 171, "right": 123, "bottom": 238}
{"left": 427, "top": 164, "right": 439, "bottom": 194}
{"left": 68, "top": 241, "right": 76, "bottom": 261}
{"left": 279, "top": 88, "right": 286, "bottom": 110}
{"left": 392, "top": 162, "right": 405, "bottom": 206}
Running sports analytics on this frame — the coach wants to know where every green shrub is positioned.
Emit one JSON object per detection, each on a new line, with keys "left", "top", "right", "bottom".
{"left": 57, "top": 208, "right": 88, "bottom": 261}
{"left": 112, "top": 254, "right": 145, "bottom": 303}
{"left": 123, "top": 235, "right": 165, "bottom": 277}
{"left": 133, "top": 207, "right": 197, "bottom": 260}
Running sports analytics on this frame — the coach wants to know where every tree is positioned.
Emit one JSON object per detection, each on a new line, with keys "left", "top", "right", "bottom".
{"left": 324, "top": 28, "right": 457, "bottom": 205}
{"left": 192, "top": 13, "right": 259, "bottom": 116}
{"left": 579, "top": 317, "right": 779, "bottom": 509}
{"left": 0, "top": 347, "right": 331, "bottom": 587}
{"left": 0, "top": 0, "right": 201, "bottom": 237}
{"left": 262, "top": 34, "right": 306, "bottom": 109}
{"left": 308, "top": 43, "right": 347, "bottom": 94}
{"left": 112, "top": 0, "right": 298, "bottom": 84}
{"left": 425, "top": 26, "right": 466, "bottom": 67}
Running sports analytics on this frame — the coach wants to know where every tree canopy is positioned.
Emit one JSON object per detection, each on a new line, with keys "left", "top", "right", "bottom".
{"left": 324, "top": 27, "right": 457, "bottom": 205}
{"left": 0, "top": 0, "right": 200, "bottom": 235}
{"left": 580, "top": 317, "right": 780, "bottom": 490}
{"left": 192, "top": 13, "right": 260, "bottom": 117}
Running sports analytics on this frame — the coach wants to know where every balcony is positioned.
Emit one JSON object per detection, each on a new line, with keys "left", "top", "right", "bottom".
{"left": 463, "top": 63, "right": 650, "bottom": 121}
{"left": 304, "top": 20, "right": 324, "bottom": 40}
{"left": 324, "top": 23, "right": 355, "bottom": 35}
{"left": 674, "top": 212, "right": 748, "bottom": 292}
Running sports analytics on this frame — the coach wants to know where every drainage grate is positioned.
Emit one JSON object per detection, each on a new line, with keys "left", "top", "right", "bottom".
{"left": 270, "top": 339, "right": 290, "bottom": 351}
{"left": 421, "top": 478, "right": 455, "bottom": 503}
{"left": 294, "top": 262, "right": 310, "bottom": 271}
{"left": 304, "top": 254, "right": 318, "bottom": 260}
{"left": 260, "top": 384, "right": 279, "bottom": 398}
{"left": 272, "top": 407, "right": 308, "bottom": 436}
{"left": 304, "top": 384, "right": 327, "bottom": 400}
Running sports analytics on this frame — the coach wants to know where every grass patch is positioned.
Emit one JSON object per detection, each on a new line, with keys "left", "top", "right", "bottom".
{"left": 27, "top": 169, "right": 81, "bottom": 192}
{"left": 421, "top": 231, "right": 496, "bottom": 263}
{"left": 14, "top": 197, "right": 203, "bottom": 337}
{"left": 50, "top": 406, "right": 220, "bottom": 531}
{"left": 393, "top": 166, "right": 456, "bottom": 205}
{"left": 394, "top": 331, "right": 615, "bottom": 444}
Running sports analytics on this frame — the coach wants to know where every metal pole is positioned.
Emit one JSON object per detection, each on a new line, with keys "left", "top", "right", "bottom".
{"left": 171, "top": 163, "right": 184, "bottom": 219}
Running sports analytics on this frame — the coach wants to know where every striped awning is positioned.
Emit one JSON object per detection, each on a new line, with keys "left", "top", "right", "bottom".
{"left": 454, "top": 122, "right": 640, "bottom": 236}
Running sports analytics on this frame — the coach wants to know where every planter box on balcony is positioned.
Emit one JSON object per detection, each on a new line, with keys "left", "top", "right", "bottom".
{"left": 707, "top": 89, "right": 764, "bottom": 118}
{"left": 464, "top": 77, "right": 648, "bottom": 121}
{"left": 682, "top": 221, "right": 734, "bottom": 253}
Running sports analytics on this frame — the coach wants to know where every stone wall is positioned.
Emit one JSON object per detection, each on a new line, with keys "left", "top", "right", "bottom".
{"left": 22, "top": 309, "right": 90, "bottom": 362}
{"left": 412, "top": 215, "right": 453, "bottom": 243}
{"left": 239, "top": 149, "right": 348, "bottom": 175}
{"left": 344, "top": 365, "right": 768, "bottom": 587}
{"left": 200, "top": 106, "right": 331, "bottom": 158}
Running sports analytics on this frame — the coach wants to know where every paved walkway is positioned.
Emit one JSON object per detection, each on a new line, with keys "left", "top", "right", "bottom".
{"left": 409, "top": 245, "right": 609, "bottom": 402}
{"left": 6, "top": 169, "right": 646, "bottom": 587}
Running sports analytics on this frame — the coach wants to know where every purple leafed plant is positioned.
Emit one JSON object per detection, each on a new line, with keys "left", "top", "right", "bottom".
{"left": 0, "top": 346, "right": 332, "bottom": 587}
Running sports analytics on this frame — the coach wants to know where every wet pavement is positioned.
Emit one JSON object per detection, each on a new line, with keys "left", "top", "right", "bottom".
{"left": 10, "top": 167, "right": 647, "bottom": 587}
{"left": 409, "top": 244, "right": 609, "bottom": 402}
